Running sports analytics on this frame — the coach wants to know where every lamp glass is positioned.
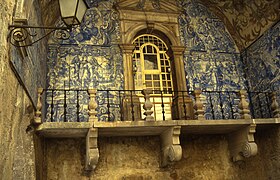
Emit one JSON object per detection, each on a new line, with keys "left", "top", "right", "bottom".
{"left": 59, "top": 0, "right": 87, "bottom": 26}
{"left": 76, "top": 0, "right": 87, "bottom": 24}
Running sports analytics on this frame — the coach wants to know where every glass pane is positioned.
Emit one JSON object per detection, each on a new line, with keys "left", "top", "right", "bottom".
{"left": 154, "top": 81, "right": 160, "bottom": 87}
{"left": 167, "top": 74, "right": 170, "bottom": 80}
{"left": 147, "top": 45, "right": 153, "bottom": 53}
{"left": 153, "top": 75, "right": 160, "bottom": 80}
{"left": 145, "top": 81, "right": 152, "bottom": 87}
{"left": 144, "top": 55, "right": 158, "bottom": 70}
{"left": 76, "top": 0, "right": 87, "bottom": 23}
{"left": 145, "top": 74, "right": 152, "bottom": 80}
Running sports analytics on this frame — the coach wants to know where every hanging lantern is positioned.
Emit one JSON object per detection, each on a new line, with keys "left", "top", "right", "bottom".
{"left": 59, "top": 0, "right": 88, "bottom": 27}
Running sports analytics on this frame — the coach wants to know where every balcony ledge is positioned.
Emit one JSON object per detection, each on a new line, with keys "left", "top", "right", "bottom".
{"left": 35, "top": 118, "right": 280, "bottom": 170}
{"left": 36, "top": 118, "right": 280, "bottom": 138}
{"left": 36, "top": 122, "right": 93, "bottom": 138}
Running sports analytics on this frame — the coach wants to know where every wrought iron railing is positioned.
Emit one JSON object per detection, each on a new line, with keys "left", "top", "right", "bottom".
{"left": 199, "top": 91, "right": 241, "bottom": 120}
{"left": 247, "top": 91, "right": 274, "bottom": 119}
{"left": 44, "top": 89, "right": 89, "bottom": 122}
{"left": 40, "top": 88, "right": 279, "bottom": 123}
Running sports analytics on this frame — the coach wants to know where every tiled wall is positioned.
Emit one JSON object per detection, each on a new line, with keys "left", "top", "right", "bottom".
{"left": 178, "top": 1, "right": 245, "bottom": 119}
{"left": 242, "top": 21, "right": 280, "bottom": 93}
{"left": 46, "top": 1, "right": 122, "bottom": 121}
{"left": 179, "top": 1, "right": 245, "bottom": 91}
{"left": 242, "top": 21, "right": 280, "bottom": 118}
{"left": 46, "top": 0, "right": 278, "bottom": 121}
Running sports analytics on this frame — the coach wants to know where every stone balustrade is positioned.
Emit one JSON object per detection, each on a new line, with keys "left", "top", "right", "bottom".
{"left": 33, "top": 87, "right": 44, "bottom": 125}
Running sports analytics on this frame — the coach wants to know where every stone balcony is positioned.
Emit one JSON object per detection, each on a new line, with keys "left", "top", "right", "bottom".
{"left": 32, "top": 88, "right": 280, "bottom": 171}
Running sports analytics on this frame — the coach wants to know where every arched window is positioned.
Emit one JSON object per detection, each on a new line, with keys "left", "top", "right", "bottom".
{"left": 132, "top": 34, "right": 174, "bottom": 120}
{"left": 132, "top": 34, "right": 173, "bottom": 93}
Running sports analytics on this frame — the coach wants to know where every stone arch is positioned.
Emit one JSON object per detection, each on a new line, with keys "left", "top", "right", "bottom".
{"left": 123, "top": 23, "right": 181, "bottom": 46}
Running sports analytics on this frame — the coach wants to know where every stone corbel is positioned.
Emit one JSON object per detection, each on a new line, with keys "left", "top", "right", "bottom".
{"left": 228, "top": 123, "right": 258, "bottom": 162}
{"left": 85, "top": 128, "right": 99, "bottom": 172}
{"left": 160, "top": 126, "right": 182, "bottom": 167}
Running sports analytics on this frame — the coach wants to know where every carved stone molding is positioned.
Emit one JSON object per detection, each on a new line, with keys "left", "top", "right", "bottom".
{"left": 88, "top": 89, "right": 98, "bottom": 123}
{"left": 171, "top": 46, "right": 187, "bottom": 91}
{"left": 193, "top": 89, "right": 205, "bottom": 120}
{"left": 142, "top": 89, "right": 155, "bottom": 121}
{"left": 85, "top": 128, "right": 99, "bottom": 171}
{"left": 160, "top": 126, "right": 182, "bottom": 167}
{"left": 270, "top": 92, "right": 280, "bottom": 118}
{"left": 33, "top": 87, "right": 44, "bottom": 125}
{"left": 119, "top": 44, "right": 135, "bottom": 90}
{"left": 239, "top": 90, "right": 251, "bottom": 119}
{"left": 228, "top": 124, "right": 258, "bottom": 162}
{"left": 116, "top": 0, "right": 182, "bottom": 45}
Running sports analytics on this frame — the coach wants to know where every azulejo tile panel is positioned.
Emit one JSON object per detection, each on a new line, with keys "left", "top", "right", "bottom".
{"left": 178, "top": 1, "right": 245, "bottom": 119}
{"left": 46, "top": 1, "right": 122, "bottom": 122}
{"left": 242, "top": 21, "right": 280, "bottom": 93}
{"left": 178, "top": 0, "right": 244, "bottom": 92}
{"left": 242, "top": 21, "right": 280, "bottom": 117}
{"left": 46, "top": 0, "right": 279, "bottom": 121}
{"left": 46, "top": 44, "right": 123, "bottom": 122}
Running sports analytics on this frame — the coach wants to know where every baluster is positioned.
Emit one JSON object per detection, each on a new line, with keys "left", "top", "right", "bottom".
{"left": 270, "top": 92, "right": 280, "bottom": 118}
{"left": 34, "top": 88, "right": 44, "bottom": 124}
{"left": 142, "top": 89, "right": 154, "bottom": 121}
{"left": 161, "top": 90, "right": 165, "bottom": 121}
{"left": 88, "top": 89, "right": 98, "bottom": 122}
{"left": 193, "top": 89, "right": 205, "bottom": 120}
{"left": 239, "top": 90, "right": 251, "bottom": 119}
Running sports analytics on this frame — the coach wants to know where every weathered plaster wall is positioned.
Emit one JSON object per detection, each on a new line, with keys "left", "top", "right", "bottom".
{"left": 0, "top": 0, "right": 47, "bottom": 179}
{"left": 45, "top": 133, "right": 280, "bottom": 179}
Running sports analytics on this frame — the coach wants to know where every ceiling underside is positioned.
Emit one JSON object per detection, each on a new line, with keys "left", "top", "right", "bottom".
{"left": 40, "top": 0, "right": 280, "bottom": 51}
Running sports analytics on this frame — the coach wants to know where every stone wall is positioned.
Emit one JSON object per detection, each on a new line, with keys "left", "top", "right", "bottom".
{"left": 0, "top": 0, "right": 47, "bottom": 179}
{"left": 44, "top": 132, "right": 280, "bottom": 179}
